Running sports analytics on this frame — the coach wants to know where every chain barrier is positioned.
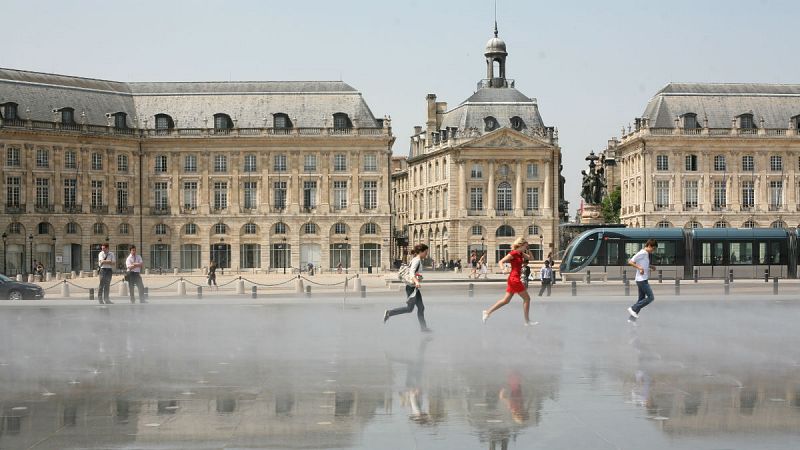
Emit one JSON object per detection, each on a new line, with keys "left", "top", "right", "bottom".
{"left": 297, "top": 276, "right": 350, "bottom": 287}
{"left": 64, "top": 280, "right": 92, "bottom": 291}
{"left": 42, "top": 282, "right": 63, "bottom": 291}
{"left": 142, "top": 278, "right": 181, "bottom": 291}
{"left": 239, "top": 277, "right": 296, "bottom": 287}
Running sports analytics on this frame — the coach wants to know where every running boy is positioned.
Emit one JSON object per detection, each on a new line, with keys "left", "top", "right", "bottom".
{"left": 627, "top": 239, "right": 657, "bottom": 322}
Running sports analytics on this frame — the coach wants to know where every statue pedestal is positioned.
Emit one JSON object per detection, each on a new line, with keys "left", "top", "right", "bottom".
{"left": 581, "top": 204, "right": 603, "bottom": 225}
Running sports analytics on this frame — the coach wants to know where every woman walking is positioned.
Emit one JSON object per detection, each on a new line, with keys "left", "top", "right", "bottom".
{"left": 482, "top": 237, "right": 536, "bottom": 326}
{"left": 207, "top": 259, "right": 218, "bottom": 290}
{"left": 384, "top": 244, "right": 432, "bottom": 332}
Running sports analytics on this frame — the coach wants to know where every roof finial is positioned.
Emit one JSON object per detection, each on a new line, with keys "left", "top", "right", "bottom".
{"left": 493, "top": 0, "right": 498, "bottom": 37}
{"left": 494, "top": 20, "right": 498, "bottom": 38}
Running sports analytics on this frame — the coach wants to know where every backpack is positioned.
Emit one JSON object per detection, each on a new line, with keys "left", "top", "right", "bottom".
{"left": 397, "top": 263, "right": 417, "bottom": 286}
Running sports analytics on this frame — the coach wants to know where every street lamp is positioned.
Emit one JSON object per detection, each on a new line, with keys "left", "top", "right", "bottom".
{"left": 344, "top": 236, "right": 350, "bottom": 274}
{"left": 281, "top": 236, "right": 287, "bottom": 274}
{"left": 2, "top": 232, "right": 7, "bottom": 275}
{"left": 539, "top": 234, "right": 544, "bottom": 260}
{"left": 28, "top": 234, "right": 33, "bottom": 275}
{"left": 480, "top": 236, "right": 485, "bottom": 260}
{"left": 52, "top": 236, "right": 57, "bottom": 273}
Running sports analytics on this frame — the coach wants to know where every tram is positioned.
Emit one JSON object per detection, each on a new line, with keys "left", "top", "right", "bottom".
{"left": 559, "top": 228, "right": 798, "bottom": 279}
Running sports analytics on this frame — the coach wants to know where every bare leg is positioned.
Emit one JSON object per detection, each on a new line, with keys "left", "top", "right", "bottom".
{"left": 519, "top": 290, "right": 531, "bottom": 323}
{"left": 485, "top": 292, "right": 514, "bottom": 318}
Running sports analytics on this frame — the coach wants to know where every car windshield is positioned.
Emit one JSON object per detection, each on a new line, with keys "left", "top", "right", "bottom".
{"left": 0, "top": 274, "right": 11, "bottom": 282}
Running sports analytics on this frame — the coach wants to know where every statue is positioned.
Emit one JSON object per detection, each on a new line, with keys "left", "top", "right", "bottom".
{"left": 580, "top": 170, "right": 593, "bottom": 204}
{"left": 580, "top": 151, "right": 607, "bottom": 205}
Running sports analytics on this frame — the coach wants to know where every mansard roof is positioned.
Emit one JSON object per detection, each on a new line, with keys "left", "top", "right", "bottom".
{"left": 643, "top": 82, "right": 800, "bottom": 128}
{"left": 440, "top": 87, "right": 545, "bottom": 131}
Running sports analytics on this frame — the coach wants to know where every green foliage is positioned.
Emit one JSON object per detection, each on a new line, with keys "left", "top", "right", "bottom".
{"left": 600, "top": 186, "right": 621, "bottom": 223}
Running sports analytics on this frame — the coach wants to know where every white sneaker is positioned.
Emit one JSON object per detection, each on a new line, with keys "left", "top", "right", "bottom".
{"left": 524, "top": 321, "right": 539, "bottom": 327}
{"left": 627, "top": 307, "right": 639, "bottom": 319}
{"left": 482, "top": 310, "right": 489, "bottom": 324}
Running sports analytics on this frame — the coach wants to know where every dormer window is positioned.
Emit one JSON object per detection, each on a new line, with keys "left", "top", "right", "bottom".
{"left": 1, "top": 102, "right": 18, "bottom": 121}
{"left": 273, "top": 113, "right": 292, "bottom": 129}
{"left": 155, "top": 114, "right": 174, "bottom": 134}
{"left": 793, "top": 115, "right": 800, "bottom": 130}
{"left": 112, "top": 112, "right": 127, "bottom": 129}
{"left": 59, "top": 108, "right": 75, "bottom": 125}
{"left": 333, "top": 113, "right": 352, "bottom": 130}
{"left": 739, "top": 113, "right": 755, "bottom": 130}
{"left": 484, "top": 116, "right": 498, "bottom": 131}
{"left": 510, "top": 116, "right": 525, "bottom": 131}
{"left": 682, "top": 113, "right": 699, "bottom": 130}
{"left": 214, "top": 113, "right": 233, "bottom": 130}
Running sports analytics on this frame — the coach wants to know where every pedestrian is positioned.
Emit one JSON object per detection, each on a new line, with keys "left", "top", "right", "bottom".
{"left": 482, "top": 237, "right": 535, "bottom": 326}
{"left": 627, "top": 239, "right": 657, "bottom": 322}
{"left": 469, "top": 253, "right": 478, "bottom": 278}
{"left": 337, "top": 262, "right": 343, "bottom": 274}
{"left": 97, "top": 243, "right": 115, "bottom": 304}
{"left": 545, "top": 251, "right": 556, "bottom": 285}
{"left": 126, "top": 245, "right": 146, "bottom": 304}
{"left": 383, "top": 243, "right": 432, "bottom": 332}
{"left": 521, "top": 257, "right": 531, "bottom": 288}
{"left": 538, "top": 260, "right": 553, "bottom": 297}
{"left": 479, "top": 254, "right": 488, "bottom": 279}
{"left": 456, "top": 259, "right": 462, "bottom": 273}
{"left": 208, "top": 259, "right": 218, "bottom": 289}
{"left": 35, "top": 262, "right": 44, "bottom": 281}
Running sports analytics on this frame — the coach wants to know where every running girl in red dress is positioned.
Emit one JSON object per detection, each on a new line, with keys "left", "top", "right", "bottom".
{"left": 482, "top": 237, "right": 535, "bottom": 326}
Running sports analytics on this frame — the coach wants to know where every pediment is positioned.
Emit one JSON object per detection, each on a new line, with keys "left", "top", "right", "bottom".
{"left": 459, "top": 127, "right": 553, "bottom": 149}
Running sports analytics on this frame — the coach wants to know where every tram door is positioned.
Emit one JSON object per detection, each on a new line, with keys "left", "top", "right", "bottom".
{"left": 695, "top": 241, "right": 725, "bottom": 279}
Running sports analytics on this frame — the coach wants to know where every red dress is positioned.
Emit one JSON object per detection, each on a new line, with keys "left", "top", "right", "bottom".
{"left": 506, "top": 250, "right": 526, "bottom": 294}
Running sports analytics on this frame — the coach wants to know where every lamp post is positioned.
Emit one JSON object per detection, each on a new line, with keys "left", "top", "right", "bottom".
{"left": 539, "top": 234, "right": 544, "bottom": 260}
{"left": 480, "top": 236, "right": 485, "bottom": 260}
{"left": 344, "top": 236, "right": 350, "bottom": 274}
{"left": 281, "top": 237, "right": 287, "bottom": 274}
{"left": 52, "top": 236, "right": 57, "bottom": 273}
{"left": 28, "top": 234, "right": 33, "bottom": 275}
{"left": 219, "top": 237, "right": 225, "bottom": 272}
{"left": 2, "top": 232, "right": 7, "bottom": 275}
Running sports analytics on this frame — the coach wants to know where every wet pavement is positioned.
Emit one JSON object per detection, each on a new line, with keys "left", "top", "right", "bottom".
{"left": 1, "top": 296, "right": 799, "bottom": 449}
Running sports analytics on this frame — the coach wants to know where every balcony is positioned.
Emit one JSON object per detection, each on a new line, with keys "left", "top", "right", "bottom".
{"left": 151, "top": 206, "right": 170, "bottom": 215}
{"left": 4, "top": 204, "right": 25, "bottom": 214}
{"left": 270, "top": 205, "right": 286, "bottom": 213}
{"left": 240, "top": 206, "right": 259, "bottom": 214}
{"left": 34, "top": 204, "right": 54, "bottom": 213}
{"left": 467, "top": 209, "right": 486, "bottom": 216}
{"left": 63, "top": 204, "right": 82, "bottom": 214}
{"left": 302, "top": 206, "right": 317, "bottom": 213}
{"left": 711, "top": 205, "right": 729, "bottom": 212}
{"left": 495, "top": 209, "right": 513, "bottom": 216}
{"left": 90, "top": 205, "right": 108, "bottom": 214}
{"left": 683, "top": 204, "right": 702, "bottom": 212}
{"left": 181, "top": 205, "right": 198, "bottom": 214}
{"left": 769, "top": 205, "right": 783, "bottom": 212}
{"left": 654, "top": 204, "right": 674, "bottom": 212}
{"left": 116, "top": 206, "right": 134, "bottom": 214}
{"left": 524, "top": 208, "right": 541, "bottom": 216}
{"left": 211, "top": 207, "right": 228, "bottom": 214}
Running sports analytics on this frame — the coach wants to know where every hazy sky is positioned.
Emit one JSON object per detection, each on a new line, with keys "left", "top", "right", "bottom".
{"left": 3, "top": 0, "right": 797, "bottom": 212}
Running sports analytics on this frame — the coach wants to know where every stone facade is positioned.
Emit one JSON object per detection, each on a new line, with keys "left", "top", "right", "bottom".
{"left": 607, "top": 83, "right": 800, "bottom": 229}
{"left": 391, "top": 29, "right": 563, "bottom": 266}
{"left": 0, "top": 70, "right": 394, "bottom": 275}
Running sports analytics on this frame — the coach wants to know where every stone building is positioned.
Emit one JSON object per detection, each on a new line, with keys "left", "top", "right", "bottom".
{"left": 607, "top": 83, "right": 800, "bottom": 229}
{"left": 0, "top": 68, "right": 394, "bottom": 275}
{"left": 392, "top": 27, "right": 564, "bottom": 265}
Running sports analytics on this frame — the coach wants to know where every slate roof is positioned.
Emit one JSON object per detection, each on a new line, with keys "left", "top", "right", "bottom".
{"left": 440, "top": 86, "right": 545, "bottom": 131}
{"left": 643, "top": 83, "right": 800, "bottom": 128}
{"left": 0, "top": 68, "right": 380, "bottom": 128}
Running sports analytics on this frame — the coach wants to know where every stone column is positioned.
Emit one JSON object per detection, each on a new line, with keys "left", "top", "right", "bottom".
{"left": 642, "top": 151, "right": 653, "bottom": 213}
{"left": 514, "top": 161, "right": 523, "bottom": 215}
{"left": 487, "top": 161, "right": 495, "bottom": 213}
{"left": 458, "top": 161, "right": 466, "bottom": 214}
{"left": 544, "top": 161, "right": 552, "bottom": 211}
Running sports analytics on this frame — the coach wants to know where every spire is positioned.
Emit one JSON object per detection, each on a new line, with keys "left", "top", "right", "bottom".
{"left": 494, "top": 20, "right": 498, "bottom": 38}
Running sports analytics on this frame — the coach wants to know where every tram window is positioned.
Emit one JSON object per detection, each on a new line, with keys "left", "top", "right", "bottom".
{"left": 624, "top": 242, "right": 643, "bottom": 262}
{"left": 653, "top": 241, "right": 676, "bottom": 265}
{"left": 570, "top": 237, "right": 597, "bottom": 266}
{"left": 758, "top": 243, "right": 767, "bottom": 264}
{"left": 769, "top": 241, "right": 782, "bottom": 264}
{"left": 606, "top": 242, "right": 620, "bottom": 265}
{"left": 729, "top": 242, "right": 753, "bottom": 265}
{"left": 713, "top": 243, "right": 724, "bottom": 265}
{"left": 700, "top": 242, "right": 711, "bottom": 265}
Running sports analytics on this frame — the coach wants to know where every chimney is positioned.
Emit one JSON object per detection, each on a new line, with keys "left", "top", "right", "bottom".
{"left": 426, "top": 94, "right": 437, "bottom": 136}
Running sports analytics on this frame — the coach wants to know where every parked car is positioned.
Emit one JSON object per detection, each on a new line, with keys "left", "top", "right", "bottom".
{"left": 0, "top": 274, "right": 45, "bottom": 300}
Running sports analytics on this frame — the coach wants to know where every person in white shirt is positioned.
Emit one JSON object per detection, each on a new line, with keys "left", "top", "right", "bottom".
{"left": 627, "top": 239, "right": 657, "bottom": 322}
{"left": 538, "top": 260, "right": 553, "bottom": 297}
{"left": 125, "top": 245, "right": 146, "bottom": 304}
{"left": 97, "top": 243, "right": 115, "bottom": 304}
{"left": 383, "top": 243, "right": 431, "bottom": 332}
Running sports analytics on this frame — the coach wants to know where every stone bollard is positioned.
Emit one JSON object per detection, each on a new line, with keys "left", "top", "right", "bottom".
{"left": 46, "top": 272, "right": 52, "bottom": 282}
{"left": 728, "top": 269, "right": 734, "bottom": 283}
{"left": 658, "top": 270, "right": 663, "bottom": 283}
{"left": 468, "top": 283, "right": 474, "bottom": 298}
{"left": 693, "top": 268, "right": 699, "bottom": 283}
{"left": 16, "top": 274, "right": 22, "bottom": 281}
{"left": 251, "top": 286, "right": 257, "bottom": 299}
{"left": 571, "top": 281, "right": 577, "bottom": 296}
{"left": 586, "top": 270, "right": 591, "bottom": 284}
{"left": 624, "top": 280, "right": 630, "bottom": 296}
{"left": 173, "top": 268, "right": 179, "bottom": 275}
{"left": 360, "top": 285, "right": 366, "bottom": 298}
{"left": 352, "top": 276, "right": 362, "bottom": 293}
{"left": 773, "top": 277, "right": 779, "bottom": 295}
{"left": 118, "top": 282, "right": 128, "bottom": 297}
{"left": 61, "top": 281, "right": 70, "bottom": 298}
{"left": 236, "top": 278, "right": 245, "bottom": 295}
{"left": 28, "top": 274, "right": 35, "bottom": 283}
{"left": 305, "top": 285, "right": 311, "bottom": 298}
{"left": 674, "top": 278, "right": 680, "bottom": 295}
{"left": 295, "top": 277, "right": 304, "bottom": 294}
{"left": 724, "top": 276, "right": 730, "bottom": 295}
{"left": 177, "top": 280, "right": 186, "bottom": 297}
{"left": 56, "top": 272, "right": 62, "bottom": 280}
{"left": 197, "top": 286, "right": 203, "bottom": 299}
{"left": 72, "top": 271, "right": 78, "bottom": 279}
{"left": 145, "top": 268, "right": 150, "bottom": 276}
{"left": 89, "top": 288, "right": 95, "bottom": 301}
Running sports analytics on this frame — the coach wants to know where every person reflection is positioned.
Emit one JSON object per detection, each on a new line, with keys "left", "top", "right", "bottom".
{"left": 391, "top": 336, "right": 433, "bottom": 424}
{"left": 499, "top": 370, "right": 530, "bottom": 424}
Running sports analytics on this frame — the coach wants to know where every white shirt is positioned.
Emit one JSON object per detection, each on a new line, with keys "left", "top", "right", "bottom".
{"left": 630, "top": 249, "right": 651, "bottom": 282}
{"left": 98, "top": 250, "right": 115, "bottom": 269}
{"left": 126, "top": 254, "right": 143, "bottom": 273}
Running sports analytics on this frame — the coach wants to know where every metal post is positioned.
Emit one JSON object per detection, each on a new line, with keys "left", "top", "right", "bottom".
{"left": 586, "top": 270, "right": 591, "bottom": 284}
{"left": 764, "top": 269, "right": 769, "bottom": 283}
{"left": 674, "top": 278, "right": 680, "bottom": 295}
{"left": 89, "top": 288, "right": 94, "bottom": 301}
{"left": 658, "top": 270, "right": 663, "bottom": 283}
{"left": 305, "top": 285, "right": 311, "bottom": 297}
{"left": 622, "top": 270, "right": 627, "bottom": 284}
{"left": 143, "top": 287, "right": 149, "bottom": 299}
{"left": 468, "top": 283, "right": 474, "bottom": 298}
{"left": 360, "top": 285, "right": 366, "bottom": 298}
{"left": 251, "top": 286, "right": 257, "bottom": 299}
{"left": 728, "top": 269, "right": 733, "bottom": 283}
{"left": 693, "top": 268, "right": 699, "bottom": 283}
{"left": 773, "top": 277, "right": 778, "bottom": 295}
{"left": 197, "top": 286, "right": 203, "bottom": 299}
{"left": 571, "top": 280, "right": 577, "bottom": 296}
{"left": 624, "top": 280, "right": 630, "bottom": 296}
{"left": 724, "top": 276, "right": 729, "bottom": 295}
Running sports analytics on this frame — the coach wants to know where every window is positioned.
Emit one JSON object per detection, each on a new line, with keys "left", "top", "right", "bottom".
{"left": 334, "top": 223, "right": 347, "bottom": 234}
{"left": 526, "top": 187, "right": 539, "bottom": 210}
{"left": 714, "top": 221, "right": 729, "bottom": 229}
{"left": 333, "top": 181, "right": 347, "bottom": 210}
{"left": 742, "top": 220, "right": 757, "bottom": 228}
{"left": 363, "top": 180, "right": 377, "bottom": 210}
{"left": 213, "top": 182, "right": 228, "bottom": 210}
{"left": 273, "top": 181, "right": 287, "bottom": 209}
{"left": 510, "top": 116, "right": 525, "bottom": 131}
{"left": 742, "top": 155, "right": 754, "bottom": 172}
{"left": 273, "top": 113, "right": 291, "bottom": 129}
{"left": 685, "top": 220, "right": 702, "bottom": 229}
{"left": 243, "top": 182, "right": 257, "bottom": 209}
{"left": 240, "top": 244, "right": 260, "bottom": 269}
{"left": 64, "top": 151, "right": 77, "bottom": 169}
{"left": 684, "top": 180, "right": 698, "bottom": 209}
{"left": 333, "top": 113, "right": 351, "bottom": 130}
{"left": 655, "top": 180, "right": 669, "bottom": 209}
{"left": 685, "top": 155, "right": 698, "bottom": 171}
{"left": 740, "top": 114, "right": 755, "bottom": 130}
{"left": 769, "top": 181, "right": 783, "bottom": 210}
{"left": 713, "top": 155, "right": 726, "bottom": 171}
{"left": 184, "top": 223, "right": 197, "bottom": 235}
{"left": 496, "top": 182, "right": 512, "bottom": 211}
{"left": 363, "top": 154, "right": 377, "bottom": 172}
{"left": 363, "top": 223, "right": 377, "bottom": 235}
{"left": 155, "top": 224, "right": 168, "bottom": 235}
{"left": 729, "top": 242, "right": 753, "bottom": 264}
{"left": 154, "top": 155, "right": 168, "bottom": 173}
{"left": 683, "top": 113, "right": 698, "bottom": 130}
{"left": 274, "top": 154, "right": 287, "bottom": 172}
{"left": 274, "top": 222, "right": 287, "bottom": 234}
{"left": 184, "top": 154, "right": 197, "bottom": 172}
{"left": 214, "top": 113, "right": 232, "bottom": 130}
{"left": 183, "top": 182, "right": 197, "bottom": 210}
{"left": 155, "top": 114, "right": 174, "bottom": 133}
{"left": 333, "top": 154, "right": 347, "bottom": 172}
{"left": 713, "top": 181, "right": 726, "bottom": 210}
{"left": 115, "top": 154, "right": 127, "bottom": 172}
{"left": 64, "top": 179, "right": 77, "bottom": 207}
{"left": 60, "top": 108, "right": 75, "bottom": 125}
{"left": 181, "top": 244, "right": 202, "bottom": 270}
{"left": 36, "top": 148, "right": 49, "bottom": 168}
{"left": 741, "top": 181, "right": 754, "bottom": 209}
{"left": 244, "top": 223, "right": 257, "bottom": 234}
{"left": 471, "top": 225, "right": 483, "bottom": 235}
{"left": 116, "top": 182, "right": 128, "bottom": 208}
{"left": 243, "top": 154, "right": 257, "bottom": 172}
{"left": 113, "top": 112, "right": 127, "bottom": 129}
{"left": 496, "top": 225, "right": 515, "bottom": 237}
{"left": 66, "top": 222, "right": 78, "bottom": 234}
{"left": 303, "top": 181, "right": 317, "bottom": 209}
{"left": 770, "top": 155, "right": 783, "bottom": 172}
{"left": 656, "top": 220, "right": 672, "bottom": 228}
{"left": 527, "top": 225, "right": 540, "bottom": 235}
{"left": 37, "top": 222, "right": 49, "bottom": 234}
{"left": 91, "top": 153, "right": 103, "bottom": 170}
{"left": 1, "top": 102, "right": 18, "bottom": 121}
{"left": 303, "top": 223, "right": 317, "bottom": 234}
{"left": 7, "top": 222, "right": 21, "bottom": 234}
{"left": 91, "top": 180, "right": 103, "bottom": 207}
{"left": 154, "top": 182, "right": 168, "bottom": 209}
{"left": 484, "top": 116, "right": 498, "bottom": 131}
{"left": 304, "top": 154, "right": 317, "bottom": 172}
{"left": 214, "top": 155, "right": 227, "bottom": 172}
{"left": 771, "top": 220, "right": 786, "bottom": 229}
{"left": 35, "top": 178, "right": 49, "bottom": 207}
{"left": 470, "top": 187, "right": 484, "bottom": 210}
{"left": 526, "top": 163, "right": 538, "bottom": 179}
{"left": 652, "top": 155, "right": 668, "bottom": 171}
{"left": 119, "top": 223, "right": 130, "bottom": 234}
{"left": 214, "top": 223, "right": 228, "bottom": 235}
{"left": 5, "top": 147, "right": 20, "bottom": 167}
{"left": 93, "top": 223, "right": 105, "bottom": 235}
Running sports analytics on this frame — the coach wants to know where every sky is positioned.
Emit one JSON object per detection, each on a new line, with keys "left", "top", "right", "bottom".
{"left": 2, "top": 0, "right": 798, "bottom": 212}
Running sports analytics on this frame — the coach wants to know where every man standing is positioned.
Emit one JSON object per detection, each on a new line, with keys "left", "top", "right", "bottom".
{"left": 627, "top": 239, "right": 657, "bottom": 322}
{"left": 97, "top": 243, "right": 115, "bottom": 304}
{"left": 126, "top": 245, "right": 146, "bottom": 304}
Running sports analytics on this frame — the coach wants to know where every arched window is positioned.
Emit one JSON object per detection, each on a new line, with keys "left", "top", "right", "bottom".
{"left": 739, "top": 113, "right": 755, "bottom": 130}
{"left": 333, "top": 113, "right": 352, "bottom": 130}
{"left": 771, "top": 220, "right": 786, "bottom": 229}
{"left": 93, "top": 223, "right": 106, "bottom": 235}
{"left": 119, "top": 223, "right": 129, "bottom": 235}
{"left": 214, "top": 223, "right": 228, "bottom": 235}
{"left": 510, "top": 116, "right": 525, "bottom": 131}
{"left": 363, "top": 223, "right": 378, "bottom": 235}
{"left": 58, "top": 107, "right": 75, "bottom": 125}
{"left": 484, "top": 116, "right": 498, "bottom": 131}
{"left": 333, "top": 223, "right": 347, "bottom": 235}
{"left": 273, "top": 113, "right": 292, "bottom": 129}
{"left": 155, "top": 224, "right": 169, "bottom": 235}
{"left": 7, "top": 222, "right": 22, "bottom": 234}
{"left": 656, "top": 220, "right": 672, "bottom": 228}
{"left": 155, "top": 114, "right": 174, "bottom": 134}
{"left": 742, "top": 220, "right": 757, "bottom": 228}
{"left": 214, "top": 113, "right": 233, "bottom": 130}
{"left": 303, "top": 223, "right": 317, "bottom": 234}
{"left": 713, "top": 220, "right": 728, "bottom": 229}
{"left": 66, "top": 222, "right": 79, "bottom": 234}
{"left": 471, "top": 225, "right": 483, "bottom": 236}
{"left": 274, "top": 222, "right": 287, "bottom": 234}
{"left": 684, "top": 220, "right": 702, "bottom": 229}
{"left": 496, "top": 225, "right": 515, "bottom": 237}
{"left": 184, "top": 223, "right": 198, "bottom": 235}
{"left": 243, "top": 223, "right": 257, "bottom": 235}
{"left": 528, "top": 225, "right": 540, "bottom": 235}
{"left": 496, "top": 182, "right": 512, "bottom": 211}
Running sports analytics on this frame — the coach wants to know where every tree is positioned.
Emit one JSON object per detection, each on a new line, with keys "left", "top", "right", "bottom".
{"left": 600, "top": 186, "right": 621, "bottom": 223}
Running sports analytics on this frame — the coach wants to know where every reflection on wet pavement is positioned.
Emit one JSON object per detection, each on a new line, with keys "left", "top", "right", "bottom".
{"left": 0, "top": 300, "right": 799, "bottom": 449}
